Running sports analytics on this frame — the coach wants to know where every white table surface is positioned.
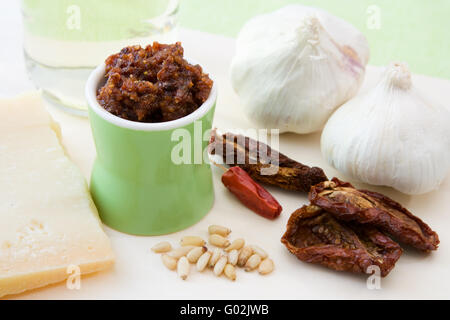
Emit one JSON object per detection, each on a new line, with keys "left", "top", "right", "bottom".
{"left": 2, "top": 1, "right": 450, "bottom": 300}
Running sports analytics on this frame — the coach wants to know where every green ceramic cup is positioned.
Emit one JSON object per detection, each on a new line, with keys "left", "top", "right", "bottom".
{"left": 85, "top": 63, "right": 217, "bottom": 235}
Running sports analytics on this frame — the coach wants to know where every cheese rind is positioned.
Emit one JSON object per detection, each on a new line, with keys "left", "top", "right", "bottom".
{"left": 0, "top": 92, "right": 114, "bottom": 298}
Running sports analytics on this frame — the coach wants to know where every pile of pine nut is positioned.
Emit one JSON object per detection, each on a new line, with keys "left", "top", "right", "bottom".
{"left": 151, "top": 225, "right": 275, "bottom": 281}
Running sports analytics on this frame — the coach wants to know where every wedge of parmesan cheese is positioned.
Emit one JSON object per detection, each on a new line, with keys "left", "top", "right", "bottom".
{"left": 0, "top": 92, "right": 114, "bottom": 298}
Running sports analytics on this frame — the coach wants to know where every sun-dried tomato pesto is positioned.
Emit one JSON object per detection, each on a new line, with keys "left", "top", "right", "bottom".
{"left": 97, "top": 42, "right": 213, "bottom": 122}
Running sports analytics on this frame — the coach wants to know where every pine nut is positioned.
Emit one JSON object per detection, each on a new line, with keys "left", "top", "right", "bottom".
{"left": 245, "top": 254, "right": 261, "bottom": 271}
{"left": 209, "top": 234, "right": 230, "bottom": 248}
{"left": 187, "top": 246, "right": 207, "bottom": 263}
{"left": 152, "top": 241, "right": 172, "bottom": 253}
{"left": 213, "top": 256, "right": 228, "bottom": 276}
{"left": 228, "top": 249, "right": 239, "bottom": 266}
{"left": 237, "top": 246, "right": 253, "bottom": 267}
{"left": 177, "top": 257, "right": 190, "bottom": 280}
{"left": 225, "top": 238, "right": 245, "bottom": 252}
{"left": 180, "top": 236, "right": 206, "bottom": 247}
{"left": 209, "top": 248, "right": 222, "bottom": 267}
{"left": 224, "top": 264, "right": 237, "bottom": 281}
{"left": 258, "top": 258, "right": 274, "bottom": 275}
{"left": 251, "top": 245, "right": 268, "bottom": 259}
{"left": 196, "top": 251, "right": 211, "bottom": 272}
{"left": 167, "top": 246, "right": 195, "bottom": 259}
{"left": 156, "top": 231, "right": 275, "bottom": 280}
{"left": 161, "top": 254, "right": 177, "bottom": 270}
{"left": 208, "top": 225, "right": 231, "bottom": 237}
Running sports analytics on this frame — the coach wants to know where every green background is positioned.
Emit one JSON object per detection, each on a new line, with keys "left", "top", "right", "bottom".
{"left": 179, "top": 0, "right": 450, "bottom": 79}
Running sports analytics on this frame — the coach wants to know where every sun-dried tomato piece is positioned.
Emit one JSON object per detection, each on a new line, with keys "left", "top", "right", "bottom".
{"left": 309, "top": 178, "right": 440, "bottom": 252}
{"left": 209, "top": 130, "right": 328, "bottom": 192}
{"left": 281, "top": 205, "right": 403, "bottom": 277}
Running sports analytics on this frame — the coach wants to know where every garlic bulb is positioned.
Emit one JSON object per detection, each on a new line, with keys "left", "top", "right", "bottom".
{"left": 230, "top": 5, "right": 370, "bottom": 134}
{"left": 321, "top": 62, "right": 450, "bottom": 195}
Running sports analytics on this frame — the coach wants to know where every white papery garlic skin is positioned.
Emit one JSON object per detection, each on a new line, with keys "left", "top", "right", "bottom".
{"left": 321, "top": 62, "right": 450, "bottom": 195}
{"left": 230, "top": 5, "right": 369, "bottom": 134}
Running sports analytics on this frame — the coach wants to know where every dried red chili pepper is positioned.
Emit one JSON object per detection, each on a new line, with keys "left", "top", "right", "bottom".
{"left": 281, "top": 205, "right": 403, "bottom": 277}
{"left": 209, "top": 130, "right": 328, "bottom": 192}
{"left": 309, "top": 178, "right": 440, "bottom": 252}
{"left": 222, "top": 166, "right": 282, "bottom": 220}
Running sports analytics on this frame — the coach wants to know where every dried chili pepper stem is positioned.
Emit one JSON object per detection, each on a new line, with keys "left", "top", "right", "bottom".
{"left": 210, "top": 159, "right": 228, "bottom": 172}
